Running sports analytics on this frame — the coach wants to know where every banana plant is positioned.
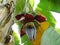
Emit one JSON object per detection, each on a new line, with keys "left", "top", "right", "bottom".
{"left": 0, "top": 0, "right": 60, "bottom": 45}
{"left": 14, "top": 0, "right": 60, "bottom": 45}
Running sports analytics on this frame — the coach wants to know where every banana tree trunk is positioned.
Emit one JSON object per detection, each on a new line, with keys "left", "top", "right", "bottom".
{"left": 0, "top": 0, "right": 14, "bottom": 45}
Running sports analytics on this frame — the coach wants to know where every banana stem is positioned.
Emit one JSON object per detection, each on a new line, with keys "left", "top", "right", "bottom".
{"left": 24, "top": 0, "right": 30, "bottom": 13}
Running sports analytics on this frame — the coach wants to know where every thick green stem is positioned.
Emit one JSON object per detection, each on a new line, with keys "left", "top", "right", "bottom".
{"left": 23, "top": 0, "right": 30, "bottom": 13}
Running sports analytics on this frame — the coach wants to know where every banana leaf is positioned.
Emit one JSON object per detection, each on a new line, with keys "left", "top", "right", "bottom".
{"left": 37, "top": 0, "right": 60, "bottom": 13}
{"left": 41, "top": 26, "right": 60, "bottom": 45}
{"left": 13, "top": 32, "right": 20, "bottom": 45}
{"left": 15, "top": 0, "right": 25, "bottom": 15}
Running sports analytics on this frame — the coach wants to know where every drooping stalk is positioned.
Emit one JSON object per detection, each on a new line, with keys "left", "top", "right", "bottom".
{"left": 23, "top": 0, "right": 31, "bottom": 13}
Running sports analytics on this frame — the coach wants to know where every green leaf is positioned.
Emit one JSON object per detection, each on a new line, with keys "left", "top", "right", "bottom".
{"left": 21, "top": 35, "right": 29, "bottom": 43}
{"left": 24, "top": 40, "right": 32, "bottom": 45}
{"left": 0, "top": 0, "right": 2, "bottom": 3}
{"left": 13, "top": 32, "right": 20, "bottom": 45}
{"left": 55, "top": 28, "right": 60, "bottom": 35}
{"left": 15, "top": 0, "right": 25, "bottom": 15}
{"left": 29, "top": 0, "right": 34, "bottom": 8}
{"left": 37, "top": 0, "right": 60, "bottom": 13}
{"left": 41, "top": 26, "right": 60, "bottom": 45}
{"left": 21, "top": 34, "right": 32, "bottom": 45}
